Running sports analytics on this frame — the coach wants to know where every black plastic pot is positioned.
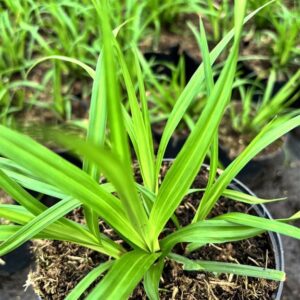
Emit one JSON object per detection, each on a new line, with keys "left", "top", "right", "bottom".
{"left": 145, "top": 45, "right": 200, "bottom": 158}
{"left": 219, "top": 137, "right": 286, "bottom": 185}
{"left": 286, "top": 132, "right": 300, "bottom": 159}
{"left": 152, "top": 128, "right": 187, "bottom": 158}
{"left": 144, "top": 45, "right": 200, "bottom": 83}
{"left": 1, "top": 198, "right": 33, "bottom": 276}
{"left": 154, "top": 127, "right": 287, "bottom": 184}
{"left": 0, "top": 242, "right": 32, "bottom": 276}
{"left": 166, "top": 161, "right": 284, "bottom": 299}
{"left": 54, "top": 148, "right": 82, "bottom": 168}
{"left": 238, "top": 60, "right": 300, "bottom": 104}
{"left": 290, "top": 126, "right": 300, "bottom": 140}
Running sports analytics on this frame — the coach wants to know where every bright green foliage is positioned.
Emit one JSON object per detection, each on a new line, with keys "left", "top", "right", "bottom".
{"left": 205, "top": 0, "right": 233, "bottom": 43}
{"left": 0, "top": 0, "right": 101, "bottom": 121}
{"left": 0, "top": 1, "right": 300, "bottom": 299}
{"left": 247, "top": 1, "right": 300, "bottom": 77}
{"left": 0, "top": 0, "right": 210, "bottom": 124}
{"left": 270, "top": 3, "right": 300, "bottom": 71}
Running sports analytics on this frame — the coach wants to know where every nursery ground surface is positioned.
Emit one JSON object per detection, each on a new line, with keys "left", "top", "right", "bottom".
{"left": 0, "top": 134, "right": 300, "bottom": 300}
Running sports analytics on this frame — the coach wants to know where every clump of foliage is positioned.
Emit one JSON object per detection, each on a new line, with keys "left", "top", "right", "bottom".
{"left": 1, "top": 0, "right": 208, "bottom": 125}
{"left": 0, "top": 1, "right": 300, "bottom": 299}
{"left": 229, "top": 69, "right": 300, "bottom": 136}
{"left": 245, "top": 0, "right": 300, "bottom": 78}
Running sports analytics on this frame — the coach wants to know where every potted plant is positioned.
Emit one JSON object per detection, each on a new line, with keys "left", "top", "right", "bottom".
{"left": 219, "top": 68, "right": 300, "bottom": 183}
{"left": 0, "top": 1, "right": 300, "bottom": 299}
{"left": 200, "top": 0, "right": 233, "bottom": 46}
{"left": 138, "top": 1, "right": 206, "bottom": 62}
{"left": 242, "top": 1, "right": 300, "bottom": 81}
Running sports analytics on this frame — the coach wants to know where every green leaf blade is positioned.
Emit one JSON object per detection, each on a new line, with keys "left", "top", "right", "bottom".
{"left": 169, "top": 253, "right": 285, "bottom": 281}
{"left": 65, "top": 261, "right": 114, "bottom": 300}
{"left": 86, "top": 250, "right": 160, "bottom": 300}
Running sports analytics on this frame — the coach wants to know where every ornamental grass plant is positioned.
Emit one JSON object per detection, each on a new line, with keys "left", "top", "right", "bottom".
{"left": 0, "top": 1, "right": 300, "bottom": 299}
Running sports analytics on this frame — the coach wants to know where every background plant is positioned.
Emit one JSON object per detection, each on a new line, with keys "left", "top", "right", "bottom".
{"left": 137, "top": 53, "right": 208, "bottom": 132}
{"left": 229, "top": 69, "right": 300, "bottom": 136}
{"left": 1, "top": 0, "right": 208, "bottom": 125}
{"left": 244, "top": 0, "right": 300, "bottom": 78}
{"left": 267, "top": 3, "right": 300, "bottom": 74}
{"left": 204, "top": 0, "right": 233, "bottom": 44}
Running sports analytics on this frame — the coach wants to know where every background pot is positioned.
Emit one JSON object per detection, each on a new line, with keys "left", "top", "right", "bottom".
{"left": 145, "top": 46, "right": 199, "bottom": 158}
{"left": 152, "top": 128, "right": 187, "bottom": 158}
{"left": 1, "top": 199, "right": 33, "bottom": 276}
{"left": 0, "top": 242, "right": 32, "bottom": 276}
{"left": 286, "top": 132, "right": 300, "bottom": 159}
{"left": 290, "top": 127, "right": 300, "bottom": 140}
{"left": 218, "top": 137, "right": 286, "bottom": 186}
{"left": 144, "top": 46, "right": 199, "bottom": 82}
{"left": 31, "top": 149, "right": 82, "bottom": 207}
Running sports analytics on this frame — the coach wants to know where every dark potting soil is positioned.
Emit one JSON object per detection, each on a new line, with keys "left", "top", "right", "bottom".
{"left": 28, "top": 240, "right": 107, "bottom": 300}
{"left": 29, "top": 162, "right": 278, "bottom": 300}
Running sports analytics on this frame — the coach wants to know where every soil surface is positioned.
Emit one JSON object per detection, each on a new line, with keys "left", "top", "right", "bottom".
{"left": 130, "top": 176, "right": 278, "bottom": 299}
{"left": 1, "top": 135, "right": 300, "bottom": 299}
